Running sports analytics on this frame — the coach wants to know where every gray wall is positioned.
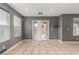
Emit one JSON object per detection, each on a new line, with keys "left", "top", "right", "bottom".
{"left": 23, "top": 17, "right": 59, "bottom": 39}
{"left": 23, "top": 18, "right": 32, "bottom": 39}
{"left": 0, "top": 3, "right": 23, "bottom": 52}
{"left": 49, "top": 17, "right": 59, "bottom": 39}
{"left": 60, "top": 14, "right": 79, "bottom": 41}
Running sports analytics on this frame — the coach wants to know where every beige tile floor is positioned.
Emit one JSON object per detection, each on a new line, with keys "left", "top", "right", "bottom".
{"left": 3, "top": 40, "right": 79, "bottom": 55}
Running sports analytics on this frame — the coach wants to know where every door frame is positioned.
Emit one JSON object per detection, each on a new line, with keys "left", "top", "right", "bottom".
{"left": 32, "top": 20, "right": 49, "bottom": 40}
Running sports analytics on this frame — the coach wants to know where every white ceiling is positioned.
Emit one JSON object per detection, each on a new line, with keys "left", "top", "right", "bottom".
{"left": 7, "top": 3, "right": 79, "bottom": 17}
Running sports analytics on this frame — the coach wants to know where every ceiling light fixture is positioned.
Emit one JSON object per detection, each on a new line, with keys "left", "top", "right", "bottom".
{"left": 25, "top": 8, "right": 29, "bottom": 11}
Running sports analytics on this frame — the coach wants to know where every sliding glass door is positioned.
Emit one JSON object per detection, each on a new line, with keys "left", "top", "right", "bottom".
{"left": 32, "top": 20, "right": 49, "bottom": 40}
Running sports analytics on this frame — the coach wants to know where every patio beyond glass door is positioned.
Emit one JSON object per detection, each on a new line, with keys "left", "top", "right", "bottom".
{"left": 32, "top": 20, "right": 49, "bottom": 40}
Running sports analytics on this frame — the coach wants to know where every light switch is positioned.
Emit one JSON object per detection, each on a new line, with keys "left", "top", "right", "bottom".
{"left": 51, "top": 28, "right": 53, "bottom": 30}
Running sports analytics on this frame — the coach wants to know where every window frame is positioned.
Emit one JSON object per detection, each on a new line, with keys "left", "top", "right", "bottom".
{"left": 14, "top": 15, "right": 22, "bottom": 37}
{"left": 0, "top": 8, "right": 10, "bottom": 42}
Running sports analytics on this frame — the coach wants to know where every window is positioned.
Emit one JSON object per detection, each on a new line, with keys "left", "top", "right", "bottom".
{"left": 0, "top": 8, "right": 10, "bottom": 42}
{"left": 73, "top": 18, "right": 79, "bottom": 36}
{"left": 14, "top": 15, "right": 21, "bottom": 37}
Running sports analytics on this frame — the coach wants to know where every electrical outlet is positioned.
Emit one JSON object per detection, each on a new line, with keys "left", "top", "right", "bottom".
{"left": 51, "top": 28, "right": 53, "bottom": 30}
{"left": 2, "top": 45, "right": 5, "bottom": 49}
{"left": 53, "top": 36, "right": 56, "bottom": 38}
{"left": 67, "top": 28, "right": 70, "bottom": 30}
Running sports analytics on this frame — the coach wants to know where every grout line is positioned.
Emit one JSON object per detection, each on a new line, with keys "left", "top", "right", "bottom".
{"left": 21, "top": 44, "right": 27, "bottom": 55}
{"left": 3, "top": 39, "right": 79, "bottom": 55}
{"left": 30, "top": 44, "right": 33, "bottom": 55}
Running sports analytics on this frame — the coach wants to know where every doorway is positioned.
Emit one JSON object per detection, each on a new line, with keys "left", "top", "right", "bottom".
{"left": 32, "top": 20, "right": 49, "bottom": 40}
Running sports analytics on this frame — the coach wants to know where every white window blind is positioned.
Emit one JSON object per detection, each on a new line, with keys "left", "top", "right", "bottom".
{"left": 14, "top": 15, "right": 21, "bottom": 37}
{"left": 0, "top": 8, "right": 10, "bottom": 42}
{"left": 73, "top": 18, "right": 79, "bottom": 36}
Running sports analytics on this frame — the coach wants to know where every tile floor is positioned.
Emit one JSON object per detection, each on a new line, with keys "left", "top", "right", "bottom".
{"left": 3, "top": 40, "right": 79, "bottom": 55}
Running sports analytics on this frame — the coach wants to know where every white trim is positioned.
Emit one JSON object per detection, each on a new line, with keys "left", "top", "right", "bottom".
{"left": 58, "top": 40, "right": 62, "bottom": 44}
{"left": 32, "top": 20, "right": 34, "bottom": 40}
{"left": 58, "top": 40, "right": 79, "bottom": 44}
{"left": 62, "top": 41, "right": 79, "bottom": 44}
{"left": 2, "top": 41, "right": 22, "bottom": 55}
{"left": 48, "top": 20, "right": 49, "bottom": 40}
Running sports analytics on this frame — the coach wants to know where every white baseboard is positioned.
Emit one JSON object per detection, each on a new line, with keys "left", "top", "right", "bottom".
{"left": 2, "top": 41, "right": 22, "bottom": 55}
{"left": 58, "top": 40, "right": 62, "bottom": 44}
{"left": 62, "top": 41, "right": 79, "bottom": 44}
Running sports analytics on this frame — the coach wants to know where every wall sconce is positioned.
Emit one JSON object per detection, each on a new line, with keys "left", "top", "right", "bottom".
{"left": 54, "top": 25, "right": 60, "bottom": 28}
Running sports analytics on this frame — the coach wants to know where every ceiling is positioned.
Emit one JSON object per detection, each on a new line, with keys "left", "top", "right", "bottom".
{"left": 7, "top": 3, "right": 79, "bottom": 17}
